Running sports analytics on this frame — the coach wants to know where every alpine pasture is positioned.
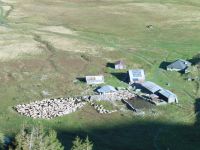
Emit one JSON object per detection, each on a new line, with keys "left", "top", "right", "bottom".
{"left": 0, "top": 0, "right": 200, "bottom": 149}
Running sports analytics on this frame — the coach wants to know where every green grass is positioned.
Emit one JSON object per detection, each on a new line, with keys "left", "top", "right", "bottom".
{"left": 0, "top": 0, "right": 200, "bottom": 149}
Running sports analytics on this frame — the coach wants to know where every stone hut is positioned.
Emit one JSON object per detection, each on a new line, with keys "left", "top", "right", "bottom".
{"left": 86, "top": 75, "right": 104, "bottom": 85}
{"left": 114, "top": 60, "right": 126, "bottom": 70}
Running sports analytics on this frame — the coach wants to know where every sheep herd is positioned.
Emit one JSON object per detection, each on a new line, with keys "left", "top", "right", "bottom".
{"left": 14, "top": 98, "right": 86, "bottom": 119}
{"left": 14, "top": 90, "right": 136, "bottom": 119}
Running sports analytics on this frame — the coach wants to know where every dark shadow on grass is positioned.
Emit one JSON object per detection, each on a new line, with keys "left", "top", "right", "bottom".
{"left": 106, "top": 62, "right": 114, "bottom": 69}
{"left": 76, "top": 77, "right": 86, "bottom": 83}
{"left": 187, "top": 53, "right": 200, "bottom": 66}
{"left": 111, "top": 72, "right": 128, "bottom": 83}
{"left": 56, "top": 100, "right": 200, "bottom": 150}
{"left": 195, "top": 98, "right": 200, "bottom": 125}
{"left": 159, "top": 61, "right": 171, "bottom": 70}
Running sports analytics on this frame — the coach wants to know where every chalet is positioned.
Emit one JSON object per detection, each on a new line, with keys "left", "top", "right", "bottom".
{"left": 141, "top": 81, "right": 178, "bottom": 103}
{"left": 86, "top": 75, "right": 104, "bottom": 85}
{"left": 97, "top": 85, "right": 117, "bottom": 94}
{"left": 167, "top": 59, "right": 191, "bottom": 73}
{"left": 128, "top": 69, "right": 145, "bottom": 84}
{"left": 114, "top": 60, "right": 126, "bottom": 70}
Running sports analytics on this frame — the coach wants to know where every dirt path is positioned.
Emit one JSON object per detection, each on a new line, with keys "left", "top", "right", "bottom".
{"left": 33, "top": 34, "right": 60, "bottom": 72}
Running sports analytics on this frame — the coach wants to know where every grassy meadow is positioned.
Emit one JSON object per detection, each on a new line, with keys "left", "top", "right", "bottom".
{"left": 0, "top": 0, "right": 200, "bottom": 149}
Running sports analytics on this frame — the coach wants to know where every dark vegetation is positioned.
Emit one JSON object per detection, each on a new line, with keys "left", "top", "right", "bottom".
{"left": 0, "top": 126, "right": 93, "bottom": 150}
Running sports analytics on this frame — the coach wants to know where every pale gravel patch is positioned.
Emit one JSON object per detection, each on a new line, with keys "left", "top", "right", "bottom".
{"left": 38, "top": 26, "right": 77, "bottom": 35}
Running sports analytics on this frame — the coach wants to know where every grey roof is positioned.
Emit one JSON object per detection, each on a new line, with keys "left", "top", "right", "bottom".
{"left": 115, "top": 60, "right": 125, "bottom": 65}
{"left": 141, "top": 81, "right": 163, "bottom": 93}
{"left": 158, "top": 89, "right": 177, "bottom": 99}
{"left": 167, "top": 59, "right": 191, "bottom": 70}
{"left": 97, "top": 85, "right": 117, "bottom": 93}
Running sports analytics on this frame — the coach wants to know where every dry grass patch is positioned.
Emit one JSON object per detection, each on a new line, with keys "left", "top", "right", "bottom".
{"left": 0, "top": 41, "right": 43, "bottom": 60}
{"left": 0, "top": 33, "right": 43, "bottom": 60}
{"left": 39, "top": 33, "right": 98, "bottom": 54}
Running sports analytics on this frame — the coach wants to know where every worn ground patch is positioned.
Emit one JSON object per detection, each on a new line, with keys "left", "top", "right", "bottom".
{"left": 38, "top": 26, "right": 77, "bottom": 35}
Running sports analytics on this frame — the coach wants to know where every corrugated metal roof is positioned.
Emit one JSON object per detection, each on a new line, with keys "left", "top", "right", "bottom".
{"left": 158, "top": 89, "right": 177, "bottom": 99}
{"left": 141, "top": 81, "right": 163, "bottom": 93}
{"left": 97, "top": 85, "right": 117, "bottom": 93}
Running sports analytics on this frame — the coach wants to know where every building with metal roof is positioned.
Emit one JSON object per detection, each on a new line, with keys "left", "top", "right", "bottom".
{"left": 97, "top": 85, "right": 117, "bottom": 94}
{"left": 128, "top": 69, "right": 145, "bottom": 84}
{"left": 86, "top": 75, "right": 104, "bottom": 85}
{"left": 141, "top": 81, "right": 163, "bottom": 93}
{"left": 167, "top": 59, "right": 191, "bottom": 73}
{"left": 140, "top": 81, "right": 178, "bottom": 103}
{"left": 158, "top": 89, "right": 178, "bottom": 103}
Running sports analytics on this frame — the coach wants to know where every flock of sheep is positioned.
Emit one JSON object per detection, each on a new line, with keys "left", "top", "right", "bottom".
{"left": 14, "top": 90, "right": 136, "bottom": 119}
{"left": 14, "top": 98, "right": 86, "bottom": 119}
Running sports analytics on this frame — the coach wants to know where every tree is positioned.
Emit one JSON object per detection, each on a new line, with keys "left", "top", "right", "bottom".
{"left": 15, "top": 126, "right": 64, "bottom": 150}
{"left": 0, "top": 132, "right": 5, "bottom": 149}
{"left": 191, "top": 53, "right": 200, "bottom": 65}
{"left": 15, "top": 127, "right": 30, "bottom": 150}
{"left": 43, "top": 129, "right": 64, "bottom": 150}
{"left": 71, "top": 136, "right": 93, "bottom": 150}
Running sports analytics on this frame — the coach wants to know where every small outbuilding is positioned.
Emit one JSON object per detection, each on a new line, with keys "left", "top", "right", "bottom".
{"left": 97, "top": 85, "right": 117, "bottom": 94}
{"left": 86, "top": 75, "right": 104, "bottom": 85}
{"left": 158, "top": 89, "right": 178, "bottom": 103}
{"left": 140, "top": 81, "right": 178, "bottom": 103}
{"left": 141, "top": 81, "right": 162, "bottom": 93}
{"left": 128, "top": 69, "right": 145, "bottom": 84}
{"left": 114, "top": 60, "right": 126, "bottom": 70}
{"left": 167, "top": 59, "right": 191, "bottom": 73}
